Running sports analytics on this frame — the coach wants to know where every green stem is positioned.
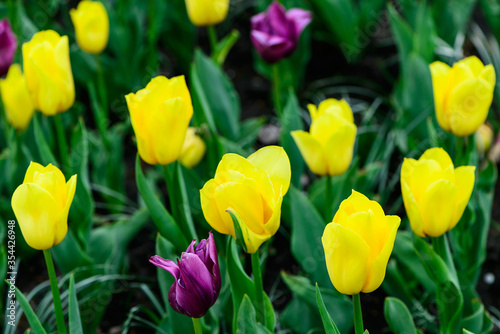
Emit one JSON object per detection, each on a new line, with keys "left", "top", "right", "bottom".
{"left": 432, "top": 233, "right": 458, "bottom": 281}
{"left": 53, "top": 114, "right": 70, "bottom": 174}
{"left": 43, "top": 249, "right": 67, "bottom": 334}
{"left": 251, "top": 251, "right": 266, "bottom": 325}
{"left": 272, "top": 64, "right": 282, "bottom": 115}
{"left": 455, "top": 135, "right": 463, "bottom": 166}
{"left": 352, "top": 294, "right": 364, "bottom": 334}
{"left": 325, "top": 176, "right": 333, "bottom": 222}
{"left": 162, "top": 164, "right": 178, "bottom": 220}
{"left": 207, "top": 25, "right": 218, "bottom": 60}
{"left": 95, "top": 55, "right": 108, "bottom": 112}
{"left": 192, "top": 317, "right": 203, "bottom": 334}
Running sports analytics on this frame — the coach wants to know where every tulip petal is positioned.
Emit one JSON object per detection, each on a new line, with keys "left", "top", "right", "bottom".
{"left": 451, "top": 166, "right": 475, "bottom": 229}
{"left": 479, "top": 64, "right": 496, "bottom": 88}
{"left": 430, "top": 61, "right": 451, "bottom": 131}
{"left": 11, "top": 183, "right": 60, "bottom": 250}
{"left": 322, "top": 223, "right": 370, "bottom": 295}
{"left": 324, "top": 122, "right": 357, "bottom": 176}
{"left": 149, "top": 255, "right": 180, "bottom": 281}
{"left": 291, "top": 130, "right": 327, "bottom": 175}
{"left": 420, "top": 180, "right": 458, "bottom": 237}
{"left": 178, "top": 253, "right": 215, "bottom": 306}
{"left": 167, "top": 75, "right": 193, "bottom": 122}
{"left": 317, "top": 99, "right": 354, "bottom": 123}
{"left": 200, "top": 179, "right": 231, "bottom": 235}
{"left": 23, "top": 161, "right": 46, "bottom": 183}
{"left": 267, "top": 2, "right": 291, "bottom": 38}
{"left": 447, "top": 78, "right": 494, "bottom": 137}
{"left": 286, "top": 8, "right": 312, "bottom": 38}
{"left": 363, "top": 215, "right": 400, "bottom": 293}
{"left": 215, "top": 153, "right": 256, "bottom": 181}
{"left": 248, "top": 146, "right": 291, "bottom": 196}
{"left": 401, "top": 180, "right": 425, "bottom": 237}
{"left": 54, "top": 174, "right": 77, "bottom": 246}
{"left": 400, "top": 158, "right": 417, "bottom": 187}
{"left": 419, "top": 147, "right": 453, "bottom": 171}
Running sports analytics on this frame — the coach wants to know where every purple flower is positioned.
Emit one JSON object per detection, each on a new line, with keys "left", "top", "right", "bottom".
{"left": 251, "top": 1, "right": 312, "bottom": 63}
{"left": 149, "top": 232, "right": 221, "bottom": 318}
{"left": 0, "top": 19, "right": 17, "bottom": 76}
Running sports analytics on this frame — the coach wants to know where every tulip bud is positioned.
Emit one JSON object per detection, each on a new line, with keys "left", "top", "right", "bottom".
{"left": 251, "top": 1, "right": 312, "bottom": 63}
{"left": 70, "top": 1, "right": 110, "bottom": 54}
{"left": 11, "top": 162, "right": 77, "bottom": 250}
{"left": 179, "top": 127, "right": 206, "bottom": 169}
{"left": 125, "top": 75, "right": 193, "bottom": 165}
{"left": 0, "top": 19, "right": 17, "bottom": 77}
{"left": 322, "top": 191, "right": 400, "bottom": 295}
{"left": 185, "top": 0, "right": 229, "bottom": 27}
{"left": 200, "top": 146, "right": 291, "bottom": 253}
{"left": 22, "top": 30, "right": 75, "bottom": 116}
{"left": 475, "top": 123, "right": 494, "bottom": 155}
{"left": 291, "top": 99, "right": 357, "bottom": 176}
{"left": 149, "top": 232, "right": 221, "bottom": 318}
{"left": 430, "top": 56, "right": 495, "bottom": 137}
{"left": 0, "top": 64, "right": 35, "bottom": 131}
{"left": 401, "top": 147, "right": 475, "bottom": 238}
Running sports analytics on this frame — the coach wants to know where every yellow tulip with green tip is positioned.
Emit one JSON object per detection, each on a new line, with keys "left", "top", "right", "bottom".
{"left": 430, "top": 56, "right": 495, "bottom": 137}
{"left": 291, "top": 98, "right": 357, "bottom": 176}
{"left": 22, "top": 30, "right": 75, "bottom": 116}
{"left": 401, "top": 147, "right": 475, "bottom": 238}
{"left": 179, "top": 127, "right": 207, "bottom": 169}
{"left": 0, "top": 64, "right": 35, "bottom": 131}
{"left": 126, "top": 75, "right": 193, "bottom": 165}
{"left": 11, "top": 162, "right": 77, "bottom": 250}
{"left": 200, "top": 146, "right": 291, "bottom": 253}
{"left": 322, "top": 191, "right": 400, "bottom": 295}
{"left": 185, "top": 0, "right": 230, "bottom": 27}
{"left": 70, "top": 0, "right": 110, "bottom": 54}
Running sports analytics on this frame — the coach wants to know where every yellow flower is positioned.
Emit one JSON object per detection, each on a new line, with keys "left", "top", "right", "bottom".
{"left": 322, "top": 191, "right": 400, "bottom": 295}
{"left": 291, "top": 99, "right": 357, "bottom": 176}
{"left": 11, "top": 162, "right": 77, "bottom": 250}
{"left": 185, "top": 0, "right": 230, "bottom": 26}
{"left": 0, "top": 64, "right": 35, "bottom": 131}
{"left": 200, "top": 146, "right": 291, "bottom": 253}
{"left": 401, "top": 148, "right": 475, "bottom": 238}
{"left": 179, "top": 127, "right": 206, "bottom": 169}
{"left": 22, "top": 30, "right": 75, "bottom": 116}
{"left": 475, "top": 123, "right": 494, "bottom": 154}
{"left": 70, "top": 0, "right": 110, "bottom": 54}
{"left": 125, "top": 75, "right": 193, "bottom": 165}
{"left": 430, "top": 56, "right": 495, "bottom": 137}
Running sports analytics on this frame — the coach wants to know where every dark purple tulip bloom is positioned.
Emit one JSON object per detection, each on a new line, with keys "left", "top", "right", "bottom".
{"left": 0, "top": 19, "right": 17, "bottom": 76}
{"left": 251, "top": 1, "right": 312, "bottom": 63}
{"left": 149, "top": 232, "right": 221, "bottom": 318}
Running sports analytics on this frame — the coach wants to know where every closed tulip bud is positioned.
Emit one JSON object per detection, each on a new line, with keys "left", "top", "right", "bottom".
{"left": 251, "top": 1, "right": 312, "bottom": 63}
{"left": 179, "top": 127, "right": 206, "bottom": 169}
{"left": 0, "top": 64, "right": 35, "bottom": 131}
{"left": 149, "top": 232, "right": 221, "bottom": 318}
{"left": 475, "top": 123, "right": 494, "bottom": 155}
{"left": 70, "top": 1, "right": 109, "bottom": 54}
{"left": 322, "top": 191, "right": 400, "bottom": 295}
{"left": 430, "top": 56, "right": 496, "bottom": 137}
{"left": 185, "top": 0, "right": 229, "bottom": 27}
{"left": 0, "top": 19, "right": 17, "bottom": 77}
{"left": 11, "top": 162, "right": 77, "bottom": 250}
{"left": 200, "top": 146, "right": 291, "bottom": 253}
{"left": 291, "top": 99, "right": 357, "bottom": 176}
{"left": 401, "top": 148, "right": 475, "bottom": 238}
{"left": 22, "top": 30, "right": 75, "bottom": 116}
{"left": 125, "top": 75, "right": 193, "bottom": 165}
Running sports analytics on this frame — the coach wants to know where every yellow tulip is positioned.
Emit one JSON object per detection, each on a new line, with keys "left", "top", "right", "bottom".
{"left": 22, "top": 30, "right": 75, "bottom": 116}
{"left": 11, "top": 162, "right": 77, "bottom": 250}
{"left": 200, "top": 146, "right": 291, "bottom": 253}
{"left": 70, "top": 1, "right": 110, "bottom": 54}
{"left": 401, "top": 148, "right": 475, "bottom": 238}
{"left": 322, "top": 191, "right": 400, "bottom": 295}
{"left": 475, "top": 123, "right": 494, "bottom": 154}
{"left": 430, "top": 56, "right": 495, "bottom": 137}
{"left": 179, "top": 127, "right": 206, "bottom": 169}
{"left": 185, "top": 0, "right": 230, "bottom": 26}
{"left": 125, "top": 75, "right": 193, "bottom": 165}
{"left": 0, "top": 64, "right": 35, "bottom": 131}
{"left": 291, "top": 99, "right": 357, "bottom": 176}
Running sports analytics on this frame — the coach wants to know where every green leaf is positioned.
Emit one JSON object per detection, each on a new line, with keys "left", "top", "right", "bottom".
{"left": 8, "top": 282, "right": 46, "bottom": 333}
{"left": 214, "top": 29, "right": 240, "bottom": 66}
{"left": 384, "top": 297, "right": 417, "bottom": 334}
{"left": 315, "top": 284, "right": 341, "bottom": 334}
{"left": 52, "top": 231, "right": 93, "bottom": 274}
{"left": 226, "top": 210, "right": 248, "bottom": 253}
{"left": 237, "top": 295, "right": 257, "bottom": 334}
{"left": 135, "top": 155, "right": 187, "bottom": 251}
{"left": 462, "top": 299, "right": 485, "bottom": 333}
{"left": 68, "top": 275, "right": 83, "bottom": 334}
{"left": 172, "top": 162, "right": 197, "bottom": 240}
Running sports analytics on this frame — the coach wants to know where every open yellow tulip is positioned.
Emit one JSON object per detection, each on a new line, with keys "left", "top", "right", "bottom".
{"left": 200, "top": 146, "right": 291, "bottom": 253}
{"left": 401, "top": 147, "right": 475, "bottom": 237}
{"left": 11, "top": 162, "right": 77, "bottom": 250}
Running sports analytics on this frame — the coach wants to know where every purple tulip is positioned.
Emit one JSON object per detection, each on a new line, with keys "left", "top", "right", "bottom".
{"left": 149, "top": 232, "right": 221, "bottom": 318}
{"left": 251, "top": 1, "right": 312, "bottom": 63}
{"left": 0, "top": 19, "right": 17, "bottom": 76}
